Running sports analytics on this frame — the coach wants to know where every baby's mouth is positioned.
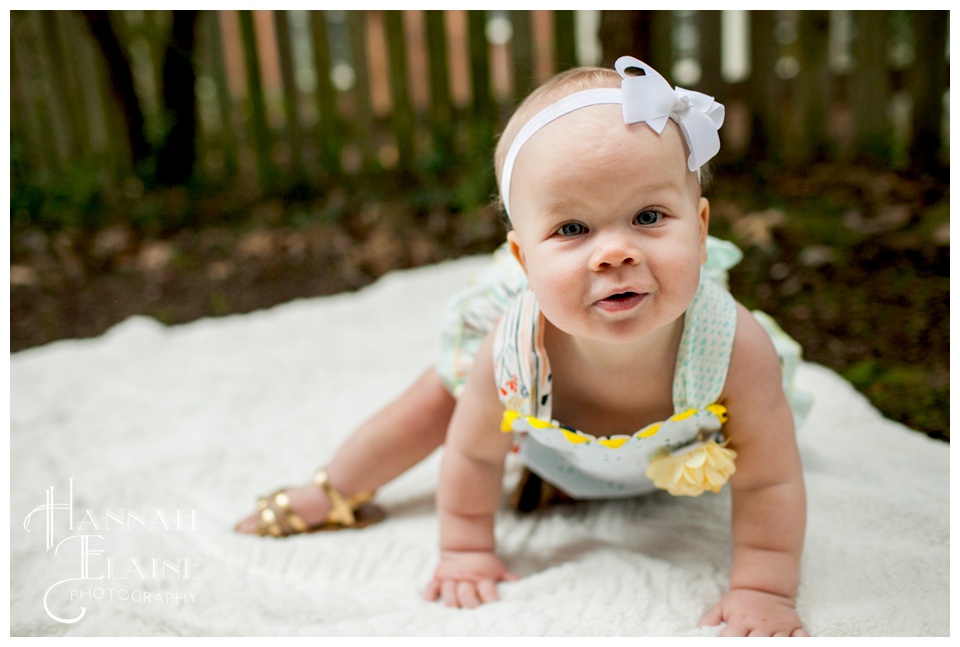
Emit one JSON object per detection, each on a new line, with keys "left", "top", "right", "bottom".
{"left": 596, "top": 291, "right": 645, "bottom": 312}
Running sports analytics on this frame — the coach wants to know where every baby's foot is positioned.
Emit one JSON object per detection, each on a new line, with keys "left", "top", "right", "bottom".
{"left": 235, "top": 471, "right": 385, "bottom": 535}
{"left": 234, "top": 482, "right": 331, "bottom": 534}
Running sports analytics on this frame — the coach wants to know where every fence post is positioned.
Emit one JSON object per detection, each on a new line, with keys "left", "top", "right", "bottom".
{"left": 553, "top": 10, "right": 577, "bottom": 71}
{"left": 850, "top": 11, "right": 891, "bottom": 165}
{"left": 44, "top": 12, "right": 87, "bottom": 162}
{"left": 384, "top": 10, "right": 416, "bottom": 172}
{"left": 796, "top": 10, "right": 832, "bottom": 164}
{"left": 201, "top": 11, "right": 239, "bottom": 179}
{"left": 467, "top": 10, "right": 493, "bottom": 154}
{"left": 274, "top": 10, "right": 305, "bottom": 178}
{"left": 424, "top": 10, "right": 454, "bottom": 166}
{"left": 10, "top": 15, "right": 51, "bottom": 184}
{"left": 509, "top": 11, "right": 534, "bottom": 104}
{"left": 308, "top": 12, "right": 341, "bottom": 177}
{"left": 33, "top": 11, "right": 74, "bottom": 175}
{"left": 599, "top": 11, "right": 646, "bottom": 67}
{"left": 648, "top": 11, "right": 673, "bottom": 79}
{"left": 70, "top": 8, "right": 118, "bottom": 181}
{"left": 909, "top": 10, "right": 948, "bottom": 170}
{"left": 698, "top": 10, "right": 722, "bottom": 99}
{"left": 746, "top": 10, "right": 782, "bottom": 164}
{"left": 238, "top": 10, "right": 274, "bottom": 188}
{"left": 347, "top": 11, "right": 376, "bottom": 173}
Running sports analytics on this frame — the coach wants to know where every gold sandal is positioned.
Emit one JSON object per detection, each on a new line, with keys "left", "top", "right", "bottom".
{"left": 248, "top": 469, "right": 386, "bottom": 537}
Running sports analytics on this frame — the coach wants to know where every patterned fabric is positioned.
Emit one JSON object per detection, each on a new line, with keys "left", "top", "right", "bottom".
{"left": 436, "top": 244, "right": 526, "bottom": 396}
{"left": 672, "top": 278, "right": 738, "bottom": 411}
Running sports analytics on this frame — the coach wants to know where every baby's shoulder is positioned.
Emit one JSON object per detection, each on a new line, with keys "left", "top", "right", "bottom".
{"left": 724, "top": 302, "right": 786, "bottom": 398}
{"left": 719, "top": 301, "right": 798, "bottom": 446}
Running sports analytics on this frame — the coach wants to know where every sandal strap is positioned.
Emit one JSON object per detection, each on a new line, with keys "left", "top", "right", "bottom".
{"left": 254, "top": 498, "right": 281, "bottom": 537}
{"left": 313, "top": 469, "right": 375, "bottom": 527}
{"left": 255, "top": 490, "right": 309, "bottom": 537}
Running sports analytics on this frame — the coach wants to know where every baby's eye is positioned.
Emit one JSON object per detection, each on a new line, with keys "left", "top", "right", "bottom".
{"left": 557, "top": 222, "right": 587, "bottom": 237}
{"left": 635, "top": 210, "right": 663, "bottom": 226}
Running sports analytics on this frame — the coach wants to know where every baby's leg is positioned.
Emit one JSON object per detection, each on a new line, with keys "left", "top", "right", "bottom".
{"left": 325, "top": 366, "right": 455, "bottom": 495}
{"left": 236, "top": 367, "right": 454, "bottom": 533}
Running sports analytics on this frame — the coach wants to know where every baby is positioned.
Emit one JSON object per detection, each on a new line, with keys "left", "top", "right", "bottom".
{"left": 237, "top": 56, "right": 809, "bottom": 637}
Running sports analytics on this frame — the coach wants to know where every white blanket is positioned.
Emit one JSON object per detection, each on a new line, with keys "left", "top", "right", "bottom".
{"left": 10, "top": 257, "right": 950, "bottom": 636}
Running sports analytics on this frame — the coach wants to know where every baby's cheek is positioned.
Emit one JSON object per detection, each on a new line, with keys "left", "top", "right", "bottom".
{"left": 527, "top": 274, "right": 571, "bottom": 320}
{"left": 669, "top": 263, "right": 703, "bottom": 310}
{"left": 534, "top": 271, "right": 573, "bottom": 302}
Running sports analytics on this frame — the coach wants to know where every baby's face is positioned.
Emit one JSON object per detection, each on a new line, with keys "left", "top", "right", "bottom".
{"left": 506, "top": 108, "right": 709, "bottom": 346}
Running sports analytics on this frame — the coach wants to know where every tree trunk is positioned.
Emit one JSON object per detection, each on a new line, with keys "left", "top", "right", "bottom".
{"left": 155, "top": 10, "right": 200, "bottom": 185}
{"left": 80, "top": 10, "right": 151, "bottom": 170}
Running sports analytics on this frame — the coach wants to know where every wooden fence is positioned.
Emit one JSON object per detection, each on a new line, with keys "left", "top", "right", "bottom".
{"left": 9, "top": 10, "right": 950, "bottom": 228}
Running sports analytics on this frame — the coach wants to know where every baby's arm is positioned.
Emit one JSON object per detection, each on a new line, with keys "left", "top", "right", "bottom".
{"left": 699, "top": 304, "right": 809, "bottom": 637}
{"left": 425, "top": 331, "right": 517, "bottom": 608}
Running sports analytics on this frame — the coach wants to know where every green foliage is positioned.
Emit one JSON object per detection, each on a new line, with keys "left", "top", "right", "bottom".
{"left": 11, "top": 164, "right": 108, "bottom": 233}
{"left": 845, "top": 360, "right": 948, "bottom": 440}
{"left": 713, "top": 162, "right": 949, "bottom": 443}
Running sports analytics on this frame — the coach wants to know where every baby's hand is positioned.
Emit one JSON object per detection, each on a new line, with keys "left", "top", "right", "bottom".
{"left": 699, "top": 588, "right": 809, "bottom": 637}
{"left": 424, "top": 550, "right": 520, "bottom": 608}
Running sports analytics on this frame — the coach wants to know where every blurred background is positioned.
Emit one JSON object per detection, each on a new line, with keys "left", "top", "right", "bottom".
{"left": 9, "top": 10, "right": 949, "bottom": 440}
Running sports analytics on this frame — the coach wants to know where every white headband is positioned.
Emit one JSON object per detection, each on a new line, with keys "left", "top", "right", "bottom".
{"left": 500, "top": 56, "right": 725, "bottom": 219}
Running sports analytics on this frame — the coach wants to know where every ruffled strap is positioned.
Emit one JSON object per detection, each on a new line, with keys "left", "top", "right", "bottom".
{"left": 492, "top": 289, "right": 552, "bottom": 418}
{"left": 702, "top": 235, "right": 743, "bottom": 289}
{"left": 672, "top": 279, "right": 739, "bottom": 411}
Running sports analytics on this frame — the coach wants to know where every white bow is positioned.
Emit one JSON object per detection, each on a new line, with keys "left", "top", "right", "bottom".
{"left": 615, "top": 56, "right": 725, "bottom": 173}
{"left": 499, "top": 55, "right": 725, "bottom": 218}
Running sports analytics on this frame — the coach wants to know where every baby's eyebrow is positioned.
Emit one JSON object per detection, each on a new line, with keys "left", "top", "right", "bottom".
{"left": 625, "top": 174, "right": 687, "bottom": 192}
{"left": 532, "top": 199, "right": 582, "bottom": 223}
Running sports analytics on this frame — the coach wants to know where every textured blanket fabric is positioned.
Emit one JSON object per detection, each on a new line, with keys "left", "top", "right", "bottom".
{"left": 10, "top": 257, "right": 949, "bottom": 636}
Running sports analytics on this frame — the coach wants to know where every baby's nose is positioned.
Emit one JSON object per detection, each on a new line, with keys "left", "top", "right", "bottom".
{"left": 590, "top": 235, "right": 641, "bottom": 270}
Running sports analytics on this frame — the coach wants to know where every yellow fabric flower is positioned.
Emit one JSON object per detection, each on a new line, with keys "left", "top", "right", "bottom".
{"left": 646, "top": 439, "right": 737, "bottom": 496}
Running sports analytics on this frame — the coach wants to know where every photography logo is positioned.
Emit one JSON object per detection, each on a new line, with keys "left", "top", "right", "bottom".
{"left": 23, "top": 478, "right": 201, "bottom": 624}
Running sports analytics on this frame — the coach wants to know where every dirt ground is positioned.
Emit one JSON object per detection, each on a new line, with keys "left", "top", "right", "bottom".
{"left": 10, "top": 162, "right": 949, "bottom": 441}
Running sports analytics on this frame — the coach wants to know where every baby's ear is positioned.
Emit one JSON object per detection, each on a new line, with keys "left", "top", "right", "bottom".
{"left": 507, "top": 231, "right": 528, "bottom": 275}
{"left": 698, "top": 197, "right": 710, "bottom": 264}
